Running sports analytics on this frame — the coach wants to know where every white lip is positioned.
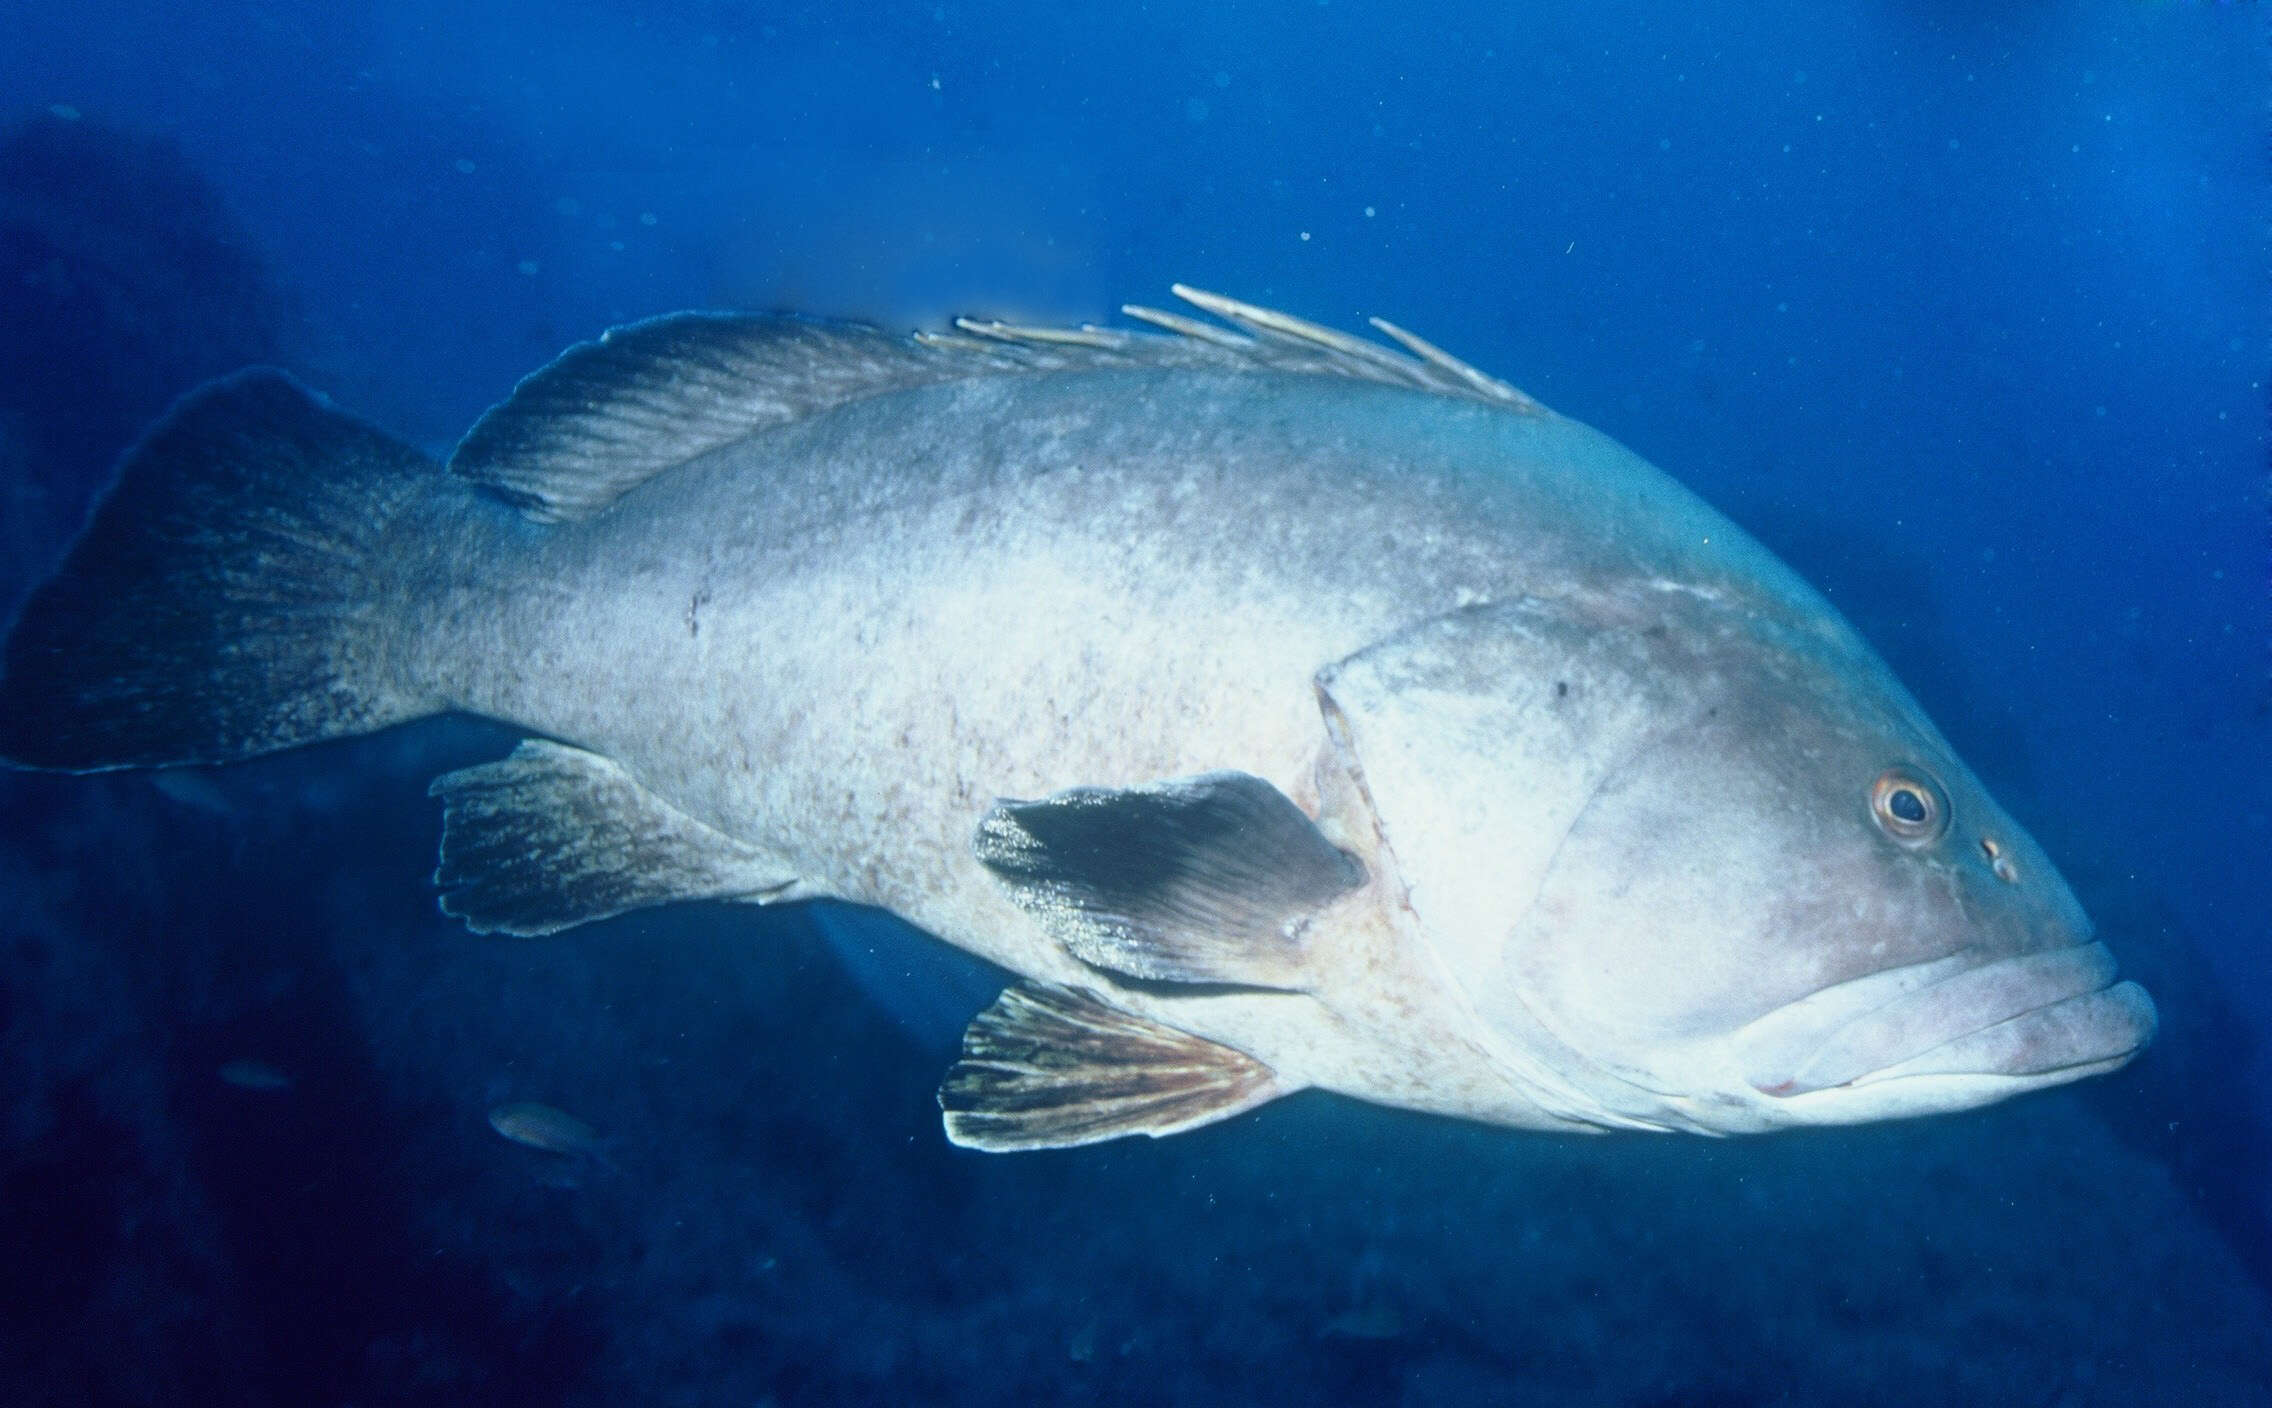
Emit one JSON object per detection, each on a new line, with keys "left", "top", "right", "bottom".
{"left": 1738, "top": 942, "right": 2157, "bottom": 1097}
{"left": 1851, "top": 981, "right": 2156, "bottom": 1085}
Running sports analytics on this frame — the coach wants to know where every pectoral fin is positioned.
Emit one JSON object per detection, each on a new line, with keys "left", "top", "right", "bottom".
{"left": 972, "top": 771, "right": 1363, "bottom": 990}
{"left": 938, "top": 982, "right": 1285, "bottom": 1151}
{"left": 430, "top": 739, "right": 799, "bottom": 935}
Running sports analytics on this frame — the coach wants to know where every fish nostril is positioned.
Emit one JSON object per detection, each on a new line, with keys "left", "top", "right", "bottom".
{"left": 1980, "top": 836, "right": 2019, "bottom": 884}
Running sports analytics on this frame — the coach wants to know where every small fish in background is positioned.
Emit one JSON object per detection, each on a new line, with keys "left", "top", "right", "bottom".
{"left": 488, "top": 1101, "right": 617, "bottom": 1174}
{"left": 147, "top": 766, "right": 234, "bottom": 815}
{"left": 1317, "top": 1301, "right": 1406, "bottom": 1342}
{"left": 1066, "top": 1317, "right": 1100, "bottom": 1363}
{"left": 216, "top": 1058, "right": 292, "bottom": 1092}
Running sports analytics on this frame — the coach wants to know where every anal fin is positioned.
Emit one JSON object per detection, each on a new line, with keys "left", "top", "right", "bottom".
{"left": 431, "top": 739, "right": 798, "bottom": 936}
{"left": 938, "top": 982, "right": 1284, "bottom": 1151}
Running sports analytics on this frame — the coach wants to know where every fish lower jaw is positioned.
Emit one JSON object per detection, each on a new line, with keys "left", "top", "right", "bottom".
{"left": 1729, "top": 1050, "right": 2147, "bottom": 1129}
{"left": 1726, "top": 978, "right": 2156, "bottom": 1128}
{"left": 1735, "top": 941, "right": 2151, "bottom": 1082}
{"left": 1633, "top": 1036, "right": 2150, "bottom": 1135}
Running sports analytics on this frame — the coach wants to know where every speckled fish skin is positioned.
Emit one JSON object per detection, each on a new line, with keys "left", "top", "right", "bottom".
{"left": 0, "top": 293, "right": 2156, "bottom": 1147}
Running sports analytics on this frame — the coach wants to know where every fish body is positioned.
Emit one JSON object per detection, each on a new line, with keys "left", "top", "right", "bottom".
{"left": 0, "top": 289, "right": 2154, "bottom": 1149}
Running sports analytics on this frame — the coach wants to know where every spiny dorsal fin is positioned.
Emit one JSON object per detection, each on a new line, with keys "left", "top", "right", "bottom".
{"left": 452, "top": 290, "right": 1547, "bottom": 523}
{"left": 1131, "top": 286, "right": 1542, "bottom": 412}
{"left": 938, "top": 982, "right": 1285, "bottom": 1151}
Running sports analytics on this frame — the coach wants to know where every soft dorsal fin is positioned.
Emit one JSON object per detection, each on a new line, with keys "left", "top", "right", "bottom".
{"left": 451, "top": 289, "right": 1549, "bottom": 524}
{"left": 450, "top": 314, "right": 958, "bottom": 523}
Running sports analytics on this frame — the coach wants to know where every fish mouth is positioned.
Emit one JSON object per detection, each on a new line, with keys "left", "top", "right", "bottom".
{"left": 1736, "top": 941, "right": 2157, "bottom": 1101}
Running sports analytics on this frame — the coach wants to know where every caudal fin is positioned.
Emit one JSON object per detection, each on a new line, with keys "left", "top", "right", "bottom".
{"left": 0, "top": 369, "right": 443, "bottom": 771}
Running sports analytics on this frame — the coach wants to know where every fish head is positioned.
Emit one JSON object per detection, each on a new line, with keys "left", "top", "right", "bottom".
{"left": 1317, "top": 590, "right": 2155, "bottom": 1135}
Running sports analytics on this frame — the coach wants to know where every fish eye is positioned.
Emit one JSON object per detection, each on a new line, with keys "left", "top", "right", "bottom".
{"left": 1870, "top": 767, "right": 1948, "bottom": 847}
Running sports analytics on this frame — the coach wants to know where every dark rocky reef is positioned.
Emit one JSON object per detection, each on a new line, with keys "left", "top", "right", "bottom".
{"left": 0, "top": 111, "right": 287, "bottom": 598}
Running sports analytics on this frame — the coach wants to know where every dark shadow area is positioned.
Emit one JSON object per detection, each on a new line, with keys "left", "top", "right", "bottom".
{"left": 1, "top": 749, "right": 609, "bottom": 1406}
{"left": 0, "top": 113, "right": 286, "bottom": 493}
{"left": 169, "top": 878, "right": 606, "bottom": 1407}
{"left": 0, "top": 1079, "right": 242, "bottom": 1405}
{"left": 2077, "top": 876, "right": 2272, "bottom": 1295}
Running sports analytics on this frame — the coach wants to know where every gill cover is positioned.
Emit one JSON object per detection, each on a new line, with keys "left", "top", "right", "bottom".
{"left": 1314, "top": 597, "right": 1713, "bottom": 1129}
{"left": 1315, "top": 598, "right": 1682, "bottom": 984}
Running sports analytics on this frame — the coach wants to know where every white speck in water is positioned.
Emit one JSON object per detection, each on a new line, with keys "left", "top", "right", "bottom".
{"left": 639, "top": 211, "right": 658, "bottom": 226}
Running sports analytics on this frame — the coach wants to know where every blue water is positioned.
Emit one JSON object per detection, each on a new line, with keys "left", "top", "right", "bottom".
{"left": 0, "top": 4, "right": 2264, "bottom": 1404}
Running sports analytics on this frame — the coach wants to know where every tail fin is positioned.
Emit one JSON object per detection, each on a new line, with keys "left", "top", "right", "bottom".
{"left": 0, "top": 369, "right": 443, "bottom": 771}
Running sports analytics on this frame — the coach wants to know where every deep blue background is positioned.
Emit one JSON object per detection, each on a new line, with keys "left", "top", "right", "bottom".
{"left": 0, "top": 3, "right": 2263, "bottom": 1405}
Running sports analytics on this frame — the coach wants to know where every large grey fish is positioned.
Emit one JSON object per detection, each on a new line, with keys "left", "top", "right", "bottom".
{"left": 0, "top": 287, "right": 2156, "bottom": 1150}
